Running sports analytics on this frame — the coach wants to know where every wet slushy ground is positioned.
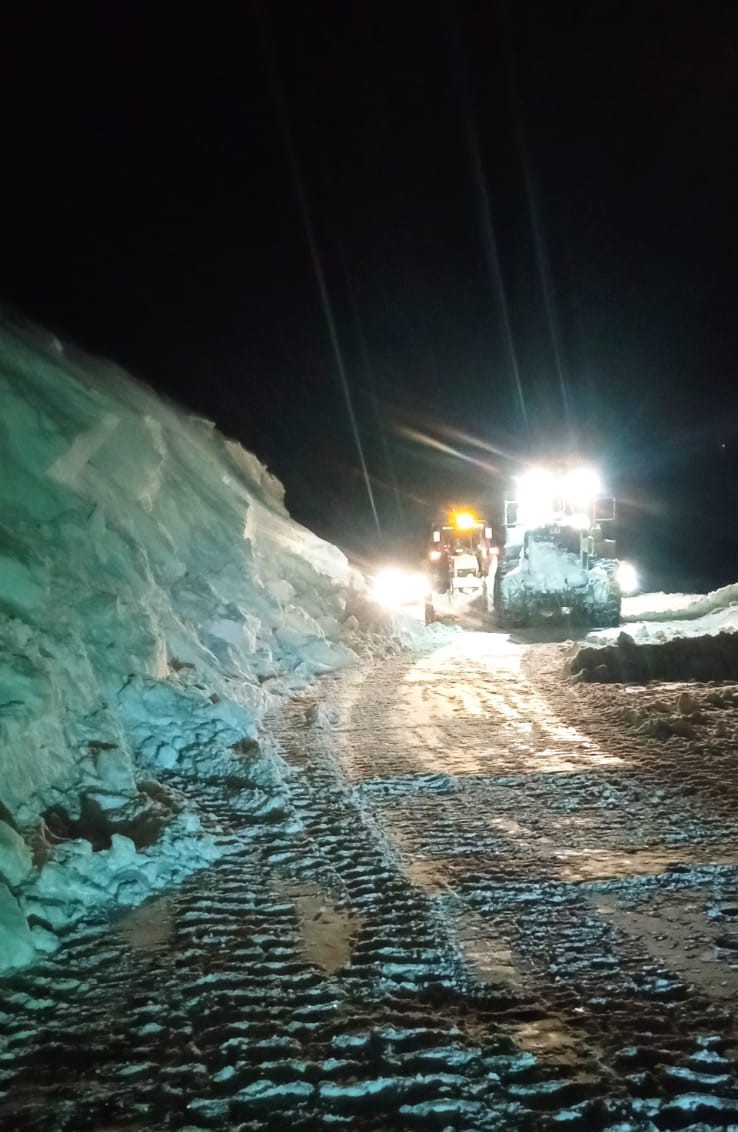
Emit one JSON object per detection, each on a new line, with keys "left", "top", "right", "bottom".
{"left": 2, "top": 632, "right": 738, "bottom": 1129}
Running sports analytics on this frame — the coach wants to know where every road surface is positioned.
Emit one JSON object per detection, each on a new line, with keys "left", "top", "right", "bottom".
{"left": 2, "top": 631, "right": 738, "bottom": 1129}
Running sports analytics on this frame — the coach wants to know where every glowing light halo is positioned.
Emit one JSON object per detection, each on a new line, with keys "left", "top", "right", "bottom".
{"left": 371, "top": 567, "right": 427, "bottom": 608}
{"left": 514, "top": 464, "right": 603, "bottom": 524}
{"left": 562, "top": 466, "right": 601, "bottom": 503}
{"left": 616, "top": 561, "right": 638, "bottom": 594}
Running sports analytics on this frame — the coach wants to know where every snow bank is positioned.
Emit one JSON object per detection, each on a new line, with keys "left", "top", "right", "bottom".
{"left": 616, "top": 601, "right": 738, "bottom": 645}
{"left": 567, "top": 630, "right": 738, "bottom": 684}
{"left": 0, "top": 315, "right": 391, "bottom": 972}
{"left": 623, "top": 584, "right": 738, "bottom": 624}
{"left": 567, "top": 586, "right": 738, "bottom": 684}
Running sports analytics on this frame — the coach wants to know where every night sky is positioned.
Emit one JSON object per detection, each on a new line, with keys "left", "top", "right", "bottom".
{"left": 2, "top": 2, "right": 736, "bottom": 587}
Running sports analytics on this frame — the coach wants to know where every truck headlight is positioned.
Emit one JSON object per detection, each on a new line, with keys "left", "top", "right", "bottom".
{"left": 616, "top": 561, "right": 638, "bottom": 594}
{"left": 372, "top": 568, "right": 427, "bottom": 607}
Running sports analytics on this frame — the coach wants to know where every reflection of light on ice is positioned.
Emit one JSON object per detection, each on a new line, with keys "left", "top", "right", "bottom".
{"left": 546, "top": 721, "right": 594, "bottom": 743}
{"left": 406, "top": 632, "right": 521, "bottom": 676}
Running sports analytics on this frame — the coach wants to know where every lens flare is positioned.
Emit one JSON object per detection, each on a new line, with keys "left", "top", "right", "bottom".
{"left": 616, "top": 561, "right": 639, "bottom": 594}
{"left": 371, "top": 568, "right": 427, "bottom": 608}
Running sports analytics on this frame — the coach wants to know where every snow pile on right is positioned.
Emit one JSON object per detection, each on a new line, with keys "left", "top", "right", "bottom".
{"left": 567, "top": 585, "right": 738, "bottom": 683}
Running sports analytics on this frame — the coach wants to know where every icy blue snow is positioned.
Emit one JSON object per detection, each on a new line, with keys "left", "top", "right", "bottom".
{"left": 0, "top": 315, "right": 381, "bottom": 974}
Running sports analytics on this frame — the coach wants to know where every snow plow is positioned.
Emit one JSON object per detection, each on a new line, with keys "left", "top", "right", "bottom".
{"left": 425, "top": 508, "right": 497, "bottom": 623}
{"left": 493, "top": 466, "right": 634, "bottom": 629}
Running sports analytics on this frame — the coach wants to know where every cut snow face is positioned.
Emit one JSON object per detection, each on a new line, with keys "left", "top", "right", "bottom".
{"left": 567, "top": 587, "right": 738, "bottom": 683}
{"left": 0, "top": 316, "right": 402, "bottom": 974}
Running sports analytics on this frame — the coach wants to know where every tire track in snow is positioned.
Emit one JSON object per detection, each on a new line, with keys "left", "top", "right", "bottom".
{"left": 3, "top": 632, "right": 738, "bottom": 1128}
{"left": 0, "top": 698, "right": 536, "bottom": 1129}
{"left": 314, "top": 636, "right": 738, "bottom": 1128}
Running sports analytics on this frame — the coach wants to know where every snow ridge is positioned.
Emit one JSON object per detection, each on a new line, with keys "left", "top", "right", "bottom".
{"left": 0, "top": 316, "right": 381, "bottom": 972}
{"left": 623, "top": 585, "right": 738, "bottom": 624}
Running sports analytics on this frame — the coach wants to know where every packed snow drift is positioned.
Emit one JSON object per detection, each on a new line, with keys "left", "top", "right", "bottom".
{"left": 0, "top": 316, "right": 403, "bottom": 973}
{"left": 567, "top": 587, "right": 738, "bottom": 683}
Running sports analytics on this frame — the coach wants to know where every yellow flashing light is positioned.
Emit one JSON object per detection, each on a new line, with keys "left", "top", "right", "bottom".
{"left": 454, "top": 511, "right": 477, "bottom": 530}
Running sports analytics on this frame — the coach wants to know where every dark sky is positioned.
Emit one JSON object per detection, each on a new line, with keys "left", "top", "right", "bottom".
{"left": 2, "top": 1, "right": 737, "bottom": 586}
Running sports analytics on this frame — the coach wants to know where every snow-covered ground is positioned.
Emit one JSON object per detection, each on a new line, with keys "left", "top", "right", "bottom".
{"left": 622, "top": 584, "right": 738, "bottom": 635}
{"left": 567, "top": 586, "right": 738, "bottom": 682}
{"left": 0, "top": 316, "right": 431, "bottom": 974}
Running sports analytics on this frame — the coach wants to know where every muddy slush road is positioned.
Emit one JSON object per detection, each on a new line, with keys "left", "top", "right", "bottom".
{"left": 3, "top": 630, "right": 738, "bottom": 1130}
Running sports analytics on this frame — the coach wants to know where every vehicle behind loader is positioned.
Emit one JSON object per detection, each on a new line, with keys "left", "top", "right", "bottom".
{"left": 425, "top": 508, "right": 497, "bottom": 624}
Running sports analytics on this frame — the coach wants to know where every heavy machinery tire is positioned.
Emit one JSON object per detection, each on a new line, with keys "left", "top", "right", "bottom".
{"left": 589, "top": 560, "right": 622, "bottom": 628}
{"left": 590, "top": 595, "right": 621, "bottom": 628}
{"left": 495, "top": 598, "right": 528, "bottom": 630}
{"left": 492, "top": 573, "right": 507, "bottom": 628}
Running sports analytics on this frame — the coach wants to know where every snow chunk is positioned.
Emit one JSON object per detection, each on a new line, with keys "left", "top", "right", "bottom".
{"left": 0, "top": 885, "right": 36, "bottom": 971}
{"left": 0, "top": 821, "right": 33, "bottom": 887}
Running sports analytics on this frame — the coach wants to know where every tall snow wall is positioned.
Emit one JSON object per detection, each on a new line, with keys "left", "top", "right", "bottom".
{"left": 0, "top": 317, "right": 370, "bottom": 971}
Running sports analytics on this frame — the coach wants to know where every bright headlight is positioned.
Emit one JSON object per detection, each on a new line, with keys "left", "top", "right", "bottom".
{"left": 516, "top": 467, "right": 556, "bottom": 521}
{"left": 616, "top": 561, "right": 638, "bottom": 594}
{"left": 515, "top": 463, "right": 604, "bottom": 524}
{"left": 371, "top": 568, "right": 427, "bottom": 608}
{"left": 518, "top": 466, "right": 556, "bottom": 499}
{"left": 562, "top": 466, "right": 601, "bottom": 503}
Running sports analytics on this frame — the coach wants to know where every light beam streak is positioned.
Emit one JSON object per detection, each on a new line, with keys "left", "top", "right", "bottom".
{"left": 450, "top": 15, "right": 529, "bottom": 431}
{"left": 257, "top": 10, "right": 381, "bottom": 534}
{"left": 344, "top": 266, "right": 405, "bottom": 526}
{"left": 506, "top": 42, "right": 571, "bottom": 428}
{"left": 397, "top": 424, "right": 497, "bottom": 473}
